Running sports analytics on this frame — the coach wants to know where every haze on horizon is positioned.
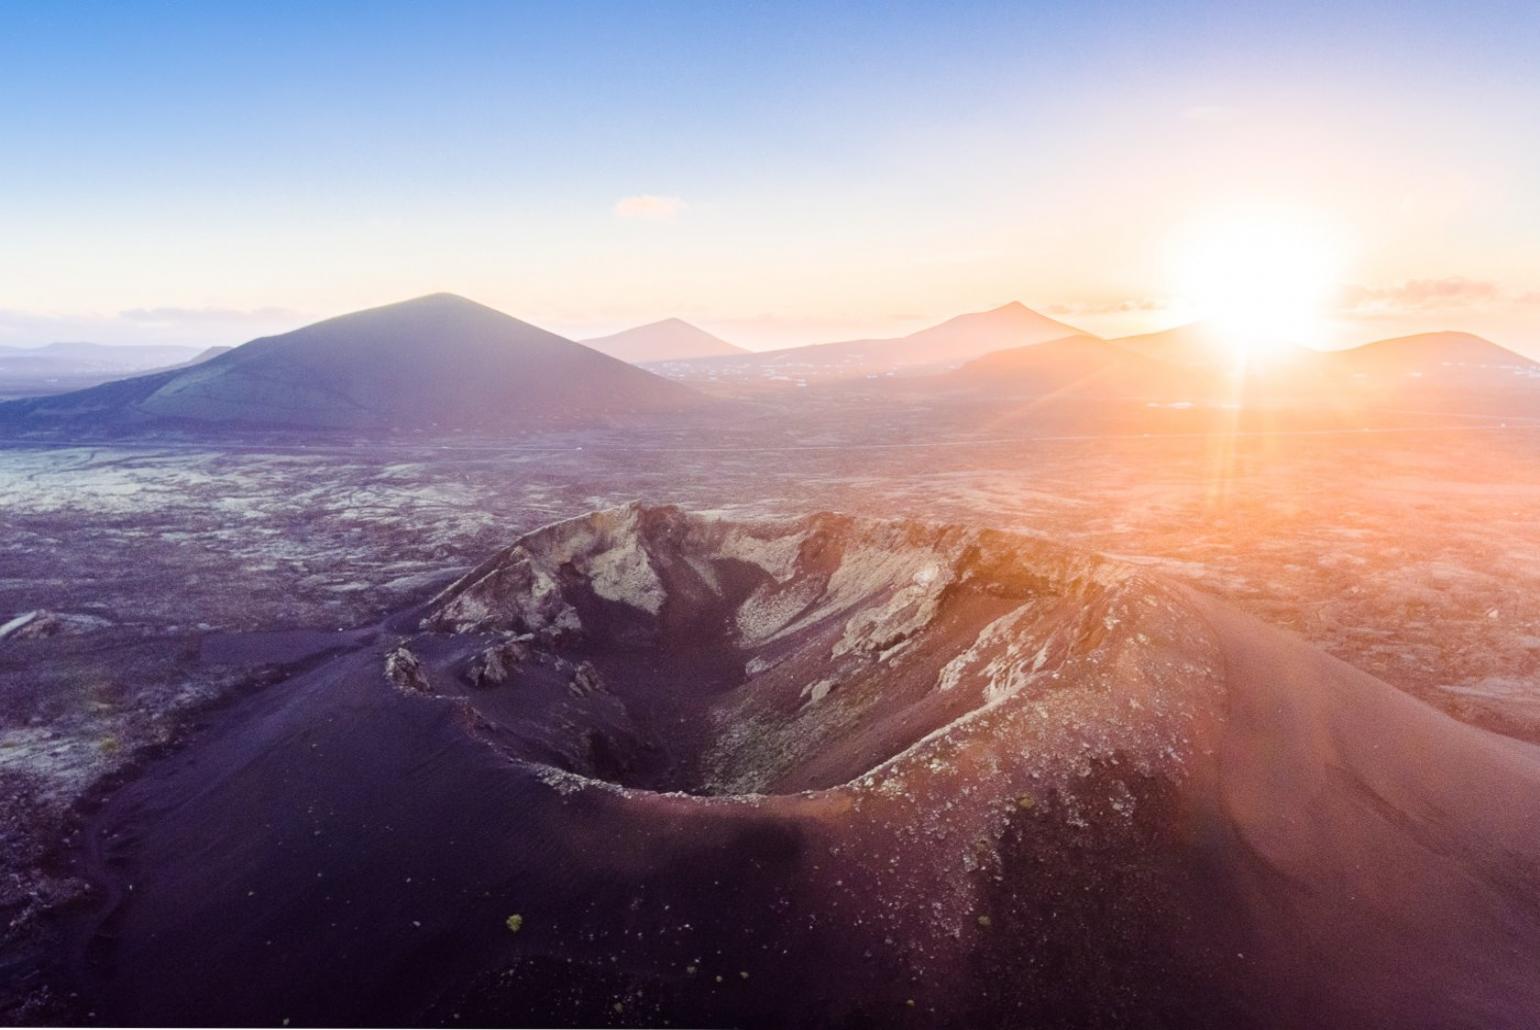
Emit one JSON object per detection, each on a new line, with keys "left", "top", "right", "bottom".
{"left": 3, "top": 0, "right": 1539, "bottom": 355}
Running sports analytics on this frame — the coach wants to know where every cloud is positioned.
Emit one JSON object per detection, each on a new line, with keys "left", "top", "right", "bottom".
{"left": 1182, "top": 104, "right": 1239, "bottom": 123}
{"left": 0, "top": 305, "right": 306, "bottom": 347}
{"left": 1336, "top": 276, "right": 1500, "bottom": 317}
{"left": 1047, "top": 297, "right": 1172, "bottom": 316}
{"left": 118, "top": 305, "right": 301, "bottom": 328}
{"left": 613, "top": 194, "right": 686, "bottom": 220}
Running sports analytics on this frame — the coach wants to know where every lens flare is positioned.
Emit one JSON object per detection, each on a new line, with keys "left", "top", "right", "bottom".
{"left": 1172, "top": 209, "right": 1348, "bottom": 356}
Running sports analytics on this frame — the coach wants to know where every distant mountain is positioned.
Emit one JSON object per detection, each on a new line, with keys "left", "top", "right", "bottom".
{"left": 581, "top": 319, "right": 747, "bottom": 364}
{"left": 1327, "top": 331, "right": 1534, "bottom": 373}
{"left": 0, "top": 341, "right": 216, "bottom": 400}
{"left": 181, "top": 345, "right": 235, "bottom": 367}
{"left": 1099, "top": 323, "right": 1242, "bottom": 368}
{"left": 0, "top": 294, "right": 706, "bottom": 432}
{"left": 954, "top": 332, "right": 1167, "bottom": 396}
{"left": 948, "top": 324, "right": 1540, "bottom": 412}
{"left": 0, "top": 341, "right": 205, "bottom": 373}
{"left": 653, "top": 302, "right": 1089, "bottom": 382}
{"left": 1112, "top": 325, "right": 1535, "bottom": 378}
{"left": 1321, "top": 331, "right": 1540, "bottom": 409}
{"left": 867, "top": 302, "right": 1088, "bottom": 368}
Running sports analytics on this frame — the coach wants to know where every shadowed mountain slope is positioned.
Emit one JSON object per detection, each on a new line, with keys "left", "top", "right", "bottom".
{"left": 0, "top": 295, "right": 706, "bottom": 432}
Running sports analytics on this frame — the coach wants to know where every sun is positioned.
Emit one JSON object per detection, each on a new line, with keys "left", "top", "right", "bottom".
{"left": 1172, "top": 209, "right": 1348, "bottom": 356}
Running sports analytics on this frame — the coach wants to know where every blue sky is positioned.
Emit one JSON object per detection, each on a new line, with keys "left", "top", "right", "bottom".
{"left": 3, "top": 1, "right": 1539, "bottom": 349}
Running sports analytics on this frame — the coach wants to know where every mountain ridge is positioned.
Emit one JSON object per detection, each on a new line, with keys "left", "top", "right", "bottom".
{"left": 0, "top": 293, "right": 707, "bottom": 432}
{"left": 945, "top": 323, "right": 1540, "bottom": 412}
{"left": 582, "top": 317, "right": 747, "bottom": 363}
{"left": 654, "top": 301, "right": 1091, "bottom": 379}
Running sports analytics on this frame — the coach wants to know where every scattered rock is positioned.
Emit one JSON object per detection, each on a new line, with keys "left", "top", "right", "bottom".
{"left": 466, "top": 637, "right": 531, "bottom": 688}
{"left": 384, "top": 646, "right": 432, "bottom": 695}
{"left": 568, "top": 661, "right": 604, "bottom": 697}
{"left": 801, "top": 677, "right": 836, "bottom": 704}
{"left": 0, "top": 610, "right": 113, "bottom": 644}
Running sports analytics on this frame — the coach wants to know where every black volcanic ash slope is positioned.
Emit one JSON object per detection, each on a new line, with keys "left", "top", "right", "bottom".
{"left": 0, "top": 294, "right": 706, "bottom": 431}
{"left": 64, "top": 505, "right": 1540, "bottom": 1028}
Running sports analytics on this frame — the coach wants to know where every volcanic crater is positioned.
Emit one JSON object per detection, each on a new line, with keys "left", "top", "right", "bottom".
{"left": 397, "top": 503, "right": 1210, "bottom": 798}
{"left": 60, "top": 504, "right": 1540, "bottom": 1028}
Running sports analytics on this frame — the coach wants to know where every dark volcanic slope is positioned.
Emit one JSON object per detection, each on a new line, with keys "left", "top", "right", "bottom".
{"left": 0, "top": 295, "right": 705, "bottom": 431}
{"left": 63, "top": 505, "right": 1540, "bottom": 1028}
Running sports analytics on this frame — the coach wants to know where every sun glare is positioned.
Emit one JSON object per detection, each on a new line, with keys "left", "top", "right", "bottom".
{"left": 1172, "top": 210, "right": 1347, "bottom": 357}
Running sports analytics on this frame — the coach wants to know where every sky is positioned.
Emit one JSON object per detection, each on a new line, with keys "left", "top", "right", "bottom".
{"left": 3, "top": 0, "right": 1539, "bottom": 353}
